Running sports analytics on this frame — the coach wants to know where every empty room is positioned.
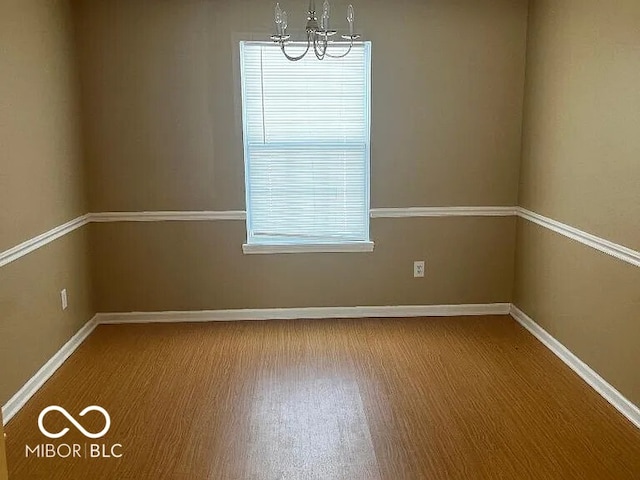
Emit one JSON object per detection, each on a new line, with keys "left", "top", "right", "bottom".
{"left": 1, "top": 0, "right": 639, "bottom": 478}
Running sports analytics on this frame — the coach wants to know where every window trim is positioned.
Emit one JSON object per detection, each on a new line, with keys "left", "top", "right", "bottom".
{"left": 239, "top": 41, "right": 373, "bottom": 254}
{"left": 242, "top": 241, "right": 375, "bottom": 255}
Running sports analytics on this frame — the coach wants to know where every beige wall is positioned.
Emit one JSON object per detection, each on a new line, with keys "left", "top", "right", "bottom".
{"left": 2, "top": 0, "right": 638, "bottom": 448}
{"left": 514, "top": 220, "right": 640, "bottom": 406}
{"left": 0, "top": 0, "right": 87, "bottom": 251}
{"left": 0, "top": 1, "right": 93, "bottom": 406}
{"left": 0, "top": 230, "right": 93, "bottom": 406}
{"left": 91, "top": 218, "right": 516, "bottom": 312}
{"left": 3, "top": 0, "right": 638, "bottom": 433}
{"left": 515, "top": 0, "right": 640, "bottom": 406}
{"left": 519, "top": 0, "right": 640, "bottom": 250}
{"left": 74, "top": 0, "right": 528, "bottom": 311}
{"left": 75, "top": 0, "right": 528, "bottom": 211}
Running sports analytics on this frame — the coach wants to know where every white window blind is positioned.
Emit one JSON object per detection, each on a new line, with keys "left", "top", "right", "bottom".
{"left": 240, "top": 41, "right": 371, "bottom": 249}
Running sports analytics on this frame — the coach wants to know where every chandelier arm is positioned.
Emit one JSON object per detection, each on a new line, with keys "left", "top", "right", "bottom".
{"left": 312, "top": 35, "right": 322, "bottom": 60}
{"left": 314, "top": 37, "right": 320, "bottom": 55}
{"left": 313, "top": 35, "right": 329, "bottom": 60}
{"left": 324, "top": 40, "right": 354, "bottom": 59}
{"left": 280, "top": 36, "right": 311, "bottom": 61}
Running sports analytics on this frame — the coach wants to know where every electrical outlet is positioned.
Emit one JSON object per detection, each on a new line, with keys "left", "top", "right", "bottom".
{"left": 61, "top": 289, "right": 68, "bottom": 310}
{"left": 414, "top": 261, "right": 425, "bottom": 278}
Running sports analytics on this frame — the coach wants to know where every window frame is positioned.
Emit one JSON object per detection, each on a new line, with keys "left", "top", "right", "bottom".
{"left": 239, "top": 41, "right": 373, "bottom": 255}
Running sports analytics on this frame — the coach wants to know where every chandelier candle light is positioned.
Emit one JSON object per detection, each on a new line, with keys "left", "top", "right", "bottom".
{"left": 271, "top": 0, "right": 360, "bottom": 60}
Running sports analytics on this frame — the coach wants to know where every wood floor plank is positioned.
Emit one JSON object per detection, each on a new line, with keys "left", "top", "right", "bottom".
{"left": 5, "top": 316, "right": 640, "bottom": 479}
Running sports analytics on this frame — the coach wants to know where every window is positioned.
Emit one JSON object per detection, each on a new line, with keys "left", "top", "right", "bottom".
{"left": 240, "top": 41, "right": 372, "bottom": 254}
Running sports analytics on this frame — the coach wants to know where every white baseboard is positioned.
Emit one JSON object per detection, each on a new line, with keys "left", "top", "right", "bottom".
{"left": 510, "top": 305, "right": 640, "bottom": 430}
{"left": 2, "top": 304, "right": 508, "bottom": 425}
{"left": 6, "top": 305, "right": 638, "bottom": 433}
{"left": 95, "top": 303, "right": 511, "bottom": 324}
{"left": 2, "top": 316, "right": 98, "bottom": 425}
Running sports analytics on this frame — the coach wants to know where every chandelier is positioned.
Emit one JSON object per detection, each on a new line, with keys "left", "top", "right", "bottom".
{"left": 270, "top": 0, "right": 361, "bottom": 61}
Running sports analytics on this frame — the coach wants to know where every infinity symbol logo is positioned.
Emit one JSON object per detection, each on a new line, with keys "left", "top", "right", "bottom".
{"left": 38, "top": 406, "right": 111, "bottom": 439}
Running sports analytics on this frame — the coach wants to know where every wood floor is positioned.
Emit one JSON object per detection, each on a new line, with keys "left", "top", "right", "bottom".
{"left": 5, "top": 316, "right": 640, "bottom": 479}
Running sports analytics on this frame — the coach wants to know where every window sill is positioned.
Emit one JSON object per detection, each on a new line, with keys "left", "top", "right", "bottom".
{"left": 242, "top": 241, "right": 375, "bottom": 255}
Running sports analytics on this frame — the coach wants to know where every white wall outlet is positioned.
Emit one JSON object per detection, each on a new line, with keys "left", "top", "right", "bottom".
{"left": 61, "top": 289, "right": 68, "bottom": 310}
{"left": 414, "top": 261, "right": 425, "bottom": 278}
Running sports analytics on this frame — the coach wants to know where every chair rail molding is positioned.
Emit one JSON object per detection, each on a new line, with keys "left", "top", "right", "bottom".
{"left": 0, "top": 214, "right": 90, "bottom": 268}
{"left": 517, "top": 208, "right": 640, "bottom": 268}
{"left": 2, "top": 207, "right": 638, "bottom": 268}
